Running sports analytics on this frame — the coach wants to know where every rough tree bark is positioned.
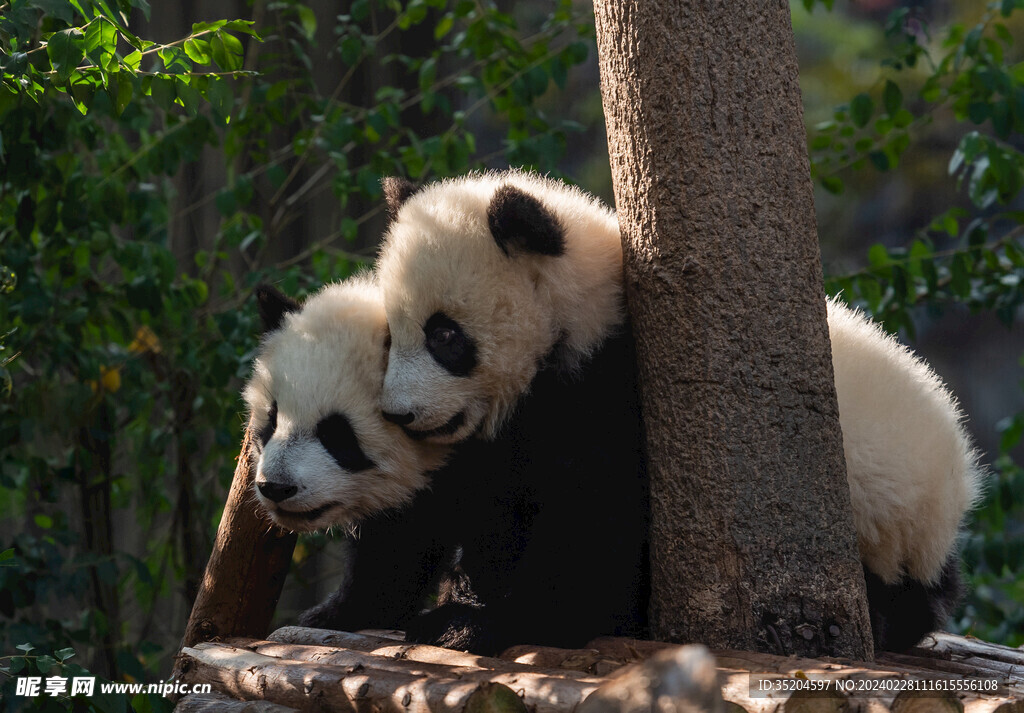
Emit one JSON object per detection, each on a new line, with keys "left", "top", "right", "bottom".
{"left": 172, "top": 424, "right": 297, "bottom": 678}
{"left": 592, "top": 1, "right": 874, "bottom": 659}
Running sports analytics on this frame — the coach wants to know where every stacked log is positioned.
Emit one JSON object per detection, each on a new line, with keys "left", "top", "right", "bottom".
{"left": 174, "top": 629, "right": 1024, "bottom": 713}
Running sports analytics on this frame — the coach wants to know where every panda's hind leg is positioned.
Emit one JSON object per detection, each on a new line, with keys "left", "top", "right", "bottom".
{"left": 864, "top": 552, "right": 963, "bottom": 653}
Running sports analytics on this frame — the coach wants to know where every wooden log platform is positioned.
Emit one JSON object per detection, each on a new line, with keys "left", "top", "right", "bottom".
{"left": 174, "top": 628, "right": 1024, "bottom": 712}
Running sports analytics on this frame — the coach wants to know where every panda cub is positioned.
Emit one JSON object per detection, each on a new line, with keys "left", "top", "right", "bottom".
{"left": 245, "top": 277, "right": 455, "bottom": 631}
{"left": 374, "top": 170, "right": 984, "bottom": 653}
{"left": 376, "top": 172, "right": 649, "bottom": 654}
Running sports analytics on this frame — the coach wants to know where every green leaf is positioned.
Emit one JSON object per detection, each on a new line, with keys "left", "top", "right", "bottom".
{"left": 191, "top": 20, "right": 228, "bottom": 34}
{"left": 183, "top": 38, "right": 212, "bottom": 65}
{"left": 31, "top": 0, "right": 76, "bottom": 23}
{"left": 850, "top": 93, "right": 874, "bottom": 128}
{"left": 951, "top": 254, "right": 971, "bottom": 298}
{"left": 109, "top": 72, "right": 133, "bottom": 115}
{"left": 868, "top": 150, "right": 889, "bottom": 171}
{"left": 215, "top": 188, "right": 238, "bottom": 216}
{"left": 34, "top": 513, "right": 53, "bottom": 529}
{"left": 148, "top": 75, "right": 175, "bottom": 110}
{"left": 419, "top": 57, "right": 437, "bottom": 93}
{"left": 69, "top": 74, "right": 95, "bottom": 114}
{"left": 73, "top": 243, "right": 90, "bottom": 270}
{"left": 47, "top": 28, "right": 87, "bottom": 83}
{"left": 340, "top": 35, "right": 363, "bottom": 66}
{"left": 810, "top": 134, "right": 832, "bottom": 151}
{"left": 223, "top": 20, "right": 260, "bottom": 37}
{"left": 435, "top": 14, "right": 455, "bottom": 40}
{"left": 920, "top": 80, "right": 943, "bottom": 103}
{"left": 1, "top": 51, "right": 28, "bottom": 78}
{"left": 176, "top": 76, "right": 200, "bottom": 116}
{"left": 868, "top": 243, "right": 890, "bottom": 267}
{"left": 158, "top": 45, "right": 191, "bottom": 73}
{"left": 207, "top": 76, "right": 232, "bottom": 125}
{"left": 937, "top": 213, "right": 960, "bottom": 238}
{"left": 84, "top": 17, "right": 118, "bottom": 59}
{"left": 821, "top": 175, "right": 844, "bottom": 194}
{"left": 296, "top": 4, "right": 317, "bottom": 40}
{"left": 0, "top": 548, "right": 14, "bottom": 562}
{"left": 968, "top": 101, "right": 989, "bottom": 124}
{"left": 210, "top": 31, "right": 244, "bottom": 71}
{"left": 998, "top": 414, "right": 1024, "bottom": 452}
{"left": 883, "top": 80, "right": 902, "bottom": 116}
{"left": 124, "top": 49, "right": 142, "bottom": 72}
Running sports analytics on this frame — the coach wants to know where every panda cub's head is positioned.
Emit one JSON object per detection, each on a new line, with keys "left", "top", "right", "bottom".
{"left": 244, "top": 276, "right": 447, "bottom": 532}
{"left": 376, "top": 170, "right": 625, "bottom": 443}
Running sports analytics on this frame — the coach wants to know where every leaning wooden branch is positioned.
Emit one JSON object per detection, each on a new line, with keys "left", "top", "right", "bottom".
{"left": 172, "top": 426, "right": 297, "bottom": 680}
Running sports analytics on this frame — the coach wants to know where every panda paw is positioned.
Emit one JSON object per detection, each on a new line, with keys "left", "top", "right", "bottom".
{"left": 297, "top": 589, "right": 363, "bottom": 631}
{"left": 405, "top": 603, "right": 501, "bottom": 655}
{"left": 297, "top": 600, "right": 345, "bottom": 630}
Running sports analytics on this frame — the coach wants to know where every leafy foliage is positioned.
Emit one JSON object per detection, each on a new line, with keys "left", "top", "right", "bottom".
{"left": 1, "top": 0, "right": 256, "bottom": 117}
{"left": 808, "top": 1, "right": 1024, "bottom": 645}
{"left": 0, "top": 0, "right": 592, "bottom": 709}
{"left": 809, "top": 3, "right": 1024, "bottom": 194}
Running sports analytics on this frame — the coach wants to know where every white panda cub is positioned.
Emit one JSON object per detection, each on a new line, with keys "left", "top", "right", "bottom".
{"left": 244, "top": 276, "right": 448, "bottom": 533}
{"left": 375, "top": 169, "right": 984, "bottom": 652}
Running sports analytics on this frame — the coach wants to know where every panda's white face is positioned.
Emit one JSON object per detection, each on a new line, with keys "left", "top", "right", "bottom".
{"left": 377, "top": 177, "right": 568, "bottom": 443}
{"left": 376, "top": 172, "right": 625, "bottom": 443}
{"left": 244, "top": 278, "right": 447, "bottom": 532}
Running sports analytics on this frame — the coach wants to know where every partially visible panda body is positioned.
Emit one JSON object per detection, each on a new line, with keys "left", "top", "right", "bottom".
{"left": 375, "top": 170, "right": 983, "bottom": 653}
{"left": 827, "top": 297, "right": 984, "bottom": 649}
{"left": 244, "top": 277, "right": 456, "bottom": 632}
{"left": 404, "top": 327, "right": 649, "bottom": 653}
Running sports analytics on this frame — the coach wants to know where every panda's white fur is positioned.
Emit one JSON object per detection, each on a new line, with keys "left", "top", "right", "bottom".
{"left": 376, "top": 169, "right": 984, "bottom": 590}
{"left": 828, "top": 297, "right": 983, "bottom": 585}
{"left": 377, "top": 170, "right": 623, "bottom": 441}
{"left": 244, "top": 275, "right": 447, "bottom": 532}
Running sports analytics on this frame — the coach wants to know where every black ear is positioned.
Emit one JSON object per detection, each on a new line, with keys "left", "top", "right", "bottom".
{"left": 255, "top": 284, "right": 300, "bottom": 333}
{"left": 382, "top": 176, "right": 418, "bottom": 222}
{"left": 486, "top": 184, "right": 565, "bottom": 257}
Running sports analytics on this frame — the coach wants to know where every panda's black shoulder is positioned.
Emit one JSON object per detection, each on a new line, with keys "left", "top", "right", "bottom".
{"left": 481, "top": 328, "right": 645, "bottom": 506}
{"left": 520, "top": 327, "right": 640, "bottom": 437}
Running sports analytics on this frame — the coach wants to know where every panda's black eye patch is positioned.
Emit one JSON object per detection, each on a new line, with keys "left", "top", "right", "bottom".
{"left": 424, "top": 312, "right": 476, "bottom": 377}
{"left": 256, "top": 401, "right": 277, "bottom": 446}
{"left": 316, "top": 413, "right": 376, "bottom": 472}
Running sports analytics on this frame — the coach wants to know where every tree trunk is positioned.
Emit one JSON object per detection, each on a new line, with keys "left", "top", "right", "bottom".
{"left": 172, "top": 424, "right": 297, "bottom": 678}
{"left": 592, "top": 0, "right": 873, "bottom": 659}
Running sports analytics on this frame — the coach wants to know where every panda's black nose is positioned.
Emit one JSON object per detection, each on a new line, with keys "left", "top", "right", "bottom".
{"left": 382, "top": 411, "right": 415, "bottom": 426}
{"left": 257, "top": 481, "right": 298, "bottom": 503}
